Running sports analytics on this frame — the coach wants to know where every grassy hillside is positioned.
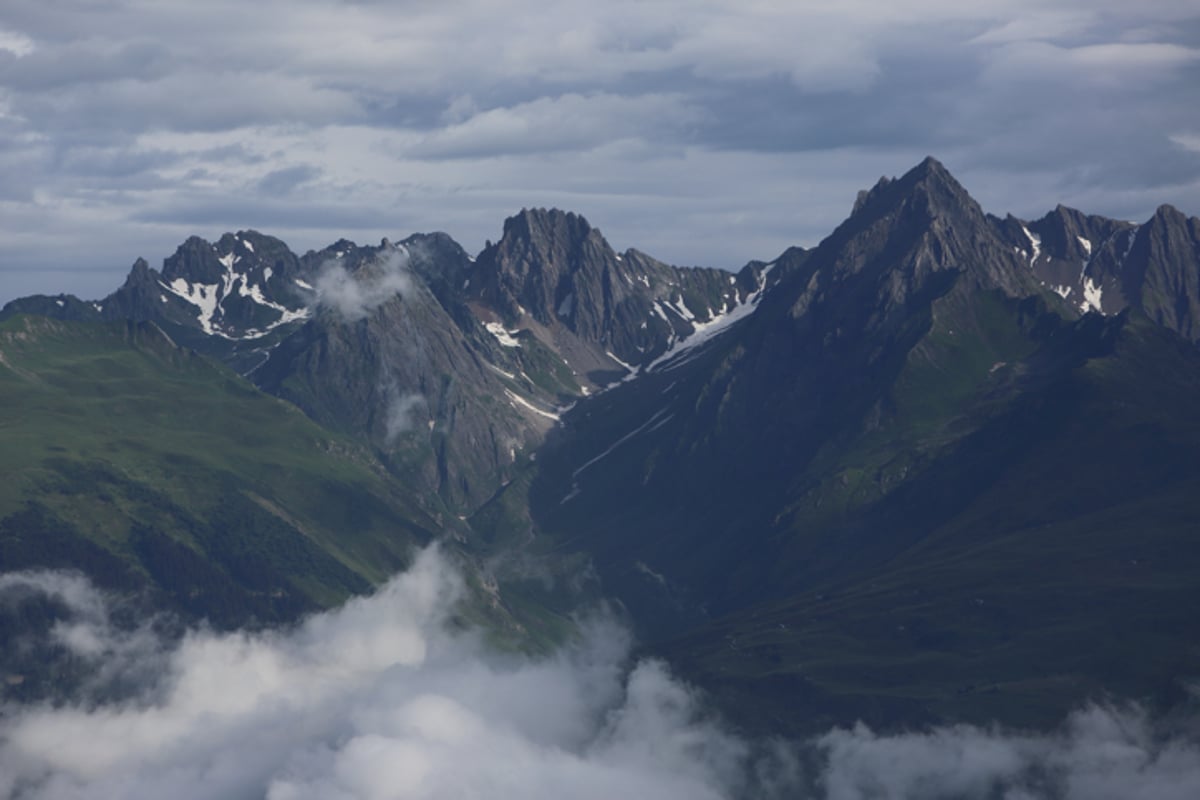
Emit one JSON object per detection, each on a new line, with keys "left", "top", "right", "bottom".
{"left": 0, "top": 315, "right": 444, "bottom": 626}
{"left": 518, "top": 265, "right": 1200, "bottom": 735}
{"left": 655, "top": 311, "right": 1200, "bottom": 736}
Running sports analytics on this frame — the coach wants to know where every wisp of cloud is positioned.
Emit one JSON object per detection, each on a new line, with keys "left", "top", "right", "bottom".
{"left": 385, "top": 392, "right": 426, "bottom": 443}
{"left": 314, "top": 248, "right": 413, "bottom": 321}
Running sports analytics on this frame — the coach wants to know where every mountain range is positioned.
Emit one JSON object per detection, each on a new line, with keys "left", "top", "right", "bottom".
{"left": 3, "top": 157, "right": 1200, "bottom": 737}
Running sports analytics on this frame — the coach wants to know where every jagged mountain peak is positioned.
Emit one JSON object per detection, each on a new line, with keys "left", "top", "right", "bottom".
{"left": 462, "top": 204, "right": 759, "bottom": 393}
{"left": 1044, "top": 203, "right": 1086, "bottom": 227}
{"left": 111, "top": 256, "right": 159, "bottom": 302}
{"left": 846, "top": 157, "right": 981, "bottom": 235}
{"left": 852, "top": 156, "right": 956, "bottom": 211}
{"left": 490, "top": 207, "right": 611, "bottom": 275}
{"left": 125, "top": 257, "right": 152, "bottom": 280}
{"left": 406, "top": 230, "right": 468, "bottom": 250}
{"left": 895, "top": 156, "right": 975, "bottom": 216}
{"left": 215, "top": 229, "right": 284, "bottom": 257}
{"left": 805, "top": 156, "right": 1032, "bottom": 309}
{"left": 470, "top": 208, "right": 617, "bottom": 328}
{"left": 852, "top": 176, "right": 891, "bottom": 214}
{"left": 160, "top": 235, "right": 223, "bottom": 283}
{"left": 992, "top": 204, "right": 1121, "bottom": 260}
{"left": 503, "top": 207, "right": 597, "bottom": 242}
{"left": 1149, "top": 203, "right": 1193, "bottom": 226}
{"left": 319, "top": 237, "right": 360, "bottom": 255}
{"left": 911, "top": 154, "right": 951, "bottom": 176}
{"left": 1124, "top": 203, "right": 1200, "bottom": 340}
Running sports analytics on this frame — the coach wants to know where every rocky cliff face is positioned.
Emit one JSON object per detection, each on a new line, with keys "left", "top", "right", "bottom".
{"left": 253, "top": 238, "right": 554, "bottom": 511}
{"left": 512, "top": 158, "right": 1200, "bottom": 735}
{"left": 988, "top": 200, "right": 1200, "bottom": 344}
{"left": 1125, "top": 205, "right": 1200, "bottom": 339}
{"left": 467, "top": 208, "right": 767, "bottom": 387}
{"left": 526, "top": 157, "right": 1189, "bottom": 626}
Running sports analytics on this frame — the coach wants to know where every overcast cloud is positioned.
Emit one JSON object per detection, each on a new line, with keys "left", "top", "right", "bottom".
{"left": 0, "top": 0, "right": 1198, "bottom": 302}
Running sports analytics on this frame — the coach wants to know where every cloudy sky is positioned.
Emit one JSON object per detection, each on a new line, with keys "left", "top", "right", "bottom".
{"left": 1, "top": 0, "right": 1198, "bottom": 302}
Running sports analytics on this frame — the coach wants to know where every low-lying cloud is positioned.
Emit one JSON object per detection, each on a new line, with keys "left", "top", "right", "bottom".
{"left": 0, "top": 550, "right": 758, "bottom": 800}
{"left": 1, "top": 551, "right": 1199, "bottom": 800}
{"left": 313, "top": 248, "right": 413, "bottom": 322}
{"left": 819, "top": 708, "right": 1200, "bottom": 800}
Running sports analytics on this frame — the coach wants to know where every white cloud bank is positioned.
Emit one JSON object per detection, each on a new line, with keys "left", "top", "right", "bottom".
{"left": 0, "top": 550, "right": 757, "bottom": 800}
{"left": 2, "top": 551, "right": 1199, "bottom": 800}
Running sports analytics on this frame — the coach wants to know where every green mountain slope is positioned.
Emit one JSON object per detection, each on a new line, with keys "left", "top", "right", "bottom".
{"left": 654, "top": 311, "right": 1200, "bottom": 736}
{"left": 0, "top": 315, "right": 442, "bottom": 628}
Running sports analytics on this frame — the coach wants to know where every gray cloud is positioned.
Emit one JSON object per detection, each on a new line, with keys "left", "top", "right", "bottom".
{"left": 130, "top": 194, "right": 406, "bottom": 232}
{"left": 0, "top": 1, "right": 1198, "bottom": 302}
{"left": 257, "top": 165, "right": 322, "bottom": 196}
{"left": 407, "top": 92, "right": 704, "bottom": 160}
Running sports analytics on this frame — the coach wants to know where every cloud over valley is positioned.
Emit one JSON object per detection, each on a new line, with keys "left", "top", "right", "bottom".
{"left": 2, "top": 552, "right": 1199, "bottom": 799}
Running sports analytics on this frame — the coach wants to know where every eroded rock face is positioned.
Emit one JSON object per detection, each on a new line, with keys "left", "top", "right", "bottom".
{"left": 467, "top": 208, "right": 763, "bottom": 383}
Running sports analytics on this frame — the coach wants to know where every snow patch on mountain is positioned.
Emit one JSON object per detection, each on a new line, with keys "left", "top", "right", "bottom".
{"left": 1021, "top": 224, "right": 1041, "bottom": 266}
{"left": 1121, "top": 226, "right": 1139, "bottom": 264}
{"left": 162, "top": 278, "right": 223, "bottom": 336}
{"left": 485, "top": 322, "right": 521, "bottom": 348}
{"left": 562, "top": 407, "right": 673, "bottom": 503}
{"left": 486, "top": 362, "right": 517, "bottom": 381}
{"left": 504, "top": 389, "right": 559, "bottom": 421}
{"left": 159, "top": 248, "right": 309, "bottom": 338}
{"left": 650, "top": 301, "right": 672, "bottom": 326}
{"left": 665, "top": 297, "right": 695, "bottom": 322}
{"left": 236, "top": 275, "right": 311, "bottom": 332}
{"left": 645, "top": 264, "right": 775, "bottom": 374}
{"left": 1080, "top": 277, "right": 1105, "bottom": 314}
{"left": 606, "top": 350, "right": 637, "bottom": 374}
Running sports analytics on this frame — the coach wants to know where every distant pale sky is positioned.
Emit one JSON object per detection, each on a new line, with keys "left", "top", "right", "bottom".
{"left": 1, "top": 0, "right": 1198, "bottom": 302}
